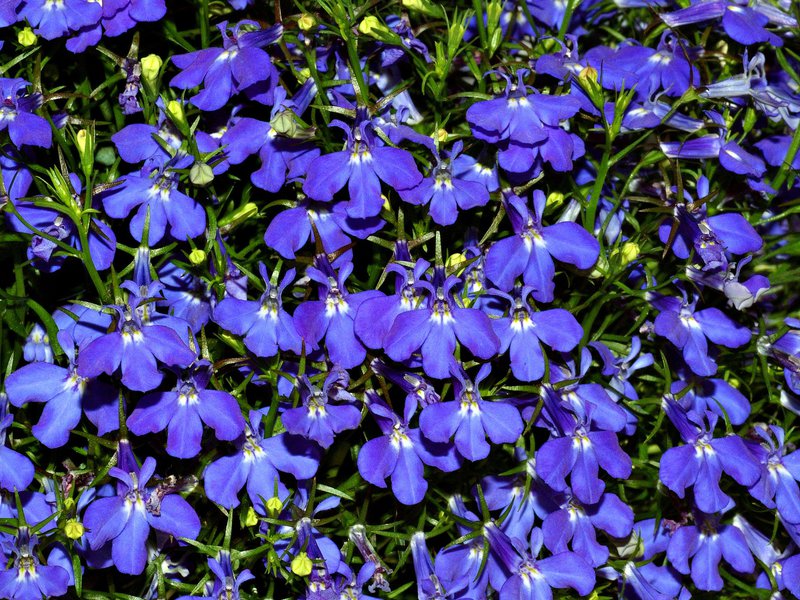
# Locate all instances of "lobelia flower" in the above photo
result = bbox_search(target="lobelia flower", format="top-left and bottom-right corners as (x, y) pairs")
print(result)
(0, 79), (52, 149)
(466, 69), (585, 175)
(433, 496), (490, 598)
(203, 410), (320, 512)
(491, 286), (583, 382)
(661, 0), (795, 46)
(354, 256), (430, 351)
(170, 20), (283, 111)
(263, 198), (384, 260)
(0, 396), (34, 493)
(370, 358), (440, 417)
(399, 141), (490, 226)
(100, 154), (206, 245)
(419, 362), (523, 462)
(281, 369), (362, 449)
(156, 260), (212, 333)
(618, 562), (690, 600)
(77, 281), (197, 392)
(111, 98), (183, 169)
(17, 0), (101, 40)
(648, 289), (751, 376)
(302, 119), (423, 219)
(485, 190), (599, 301)
(733, 514), (800, 597)
(221, 80), (320, 192)
(294, 255), (381, 369)
(590, 336), (653, 407)
(666, 504), (755, 591)
(659, 397), (760, 513)
(0, 527), (69, 600)
(7, 173), (116, 273)
(669, 375), (750, 426)
(357, 391), (461, 506)
(536, 391), (632, 505)
(127, 360), (245, 458)
(21, 324), (52, 363)
(6, 331), (119, 448)
(744, 424), (800, 524)
(82, 456), (201, 575)
(687, 256), (770, 311)
(178, 551), (254, 600)
(213, 264), (302, 357)
(484, 523), (596, 600)
(409, 532), (447, 599)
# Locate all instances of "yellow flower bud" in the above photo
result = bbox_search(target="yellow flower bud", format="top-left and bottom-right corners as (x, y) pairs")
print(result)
(358, 16), (384, 37)
(189, 162), (214, 186)
(381, 194), (391, 213)
(436, 129), (448, 143)
(18, 27), (37, 47)
(188, 249), (206, 266)
(265, 496), (283, 515)
(546, 191), (564, 209)
(244, 506), (259, 527)
(579, 65), (598, 83)
(141, 54), (163, 86)
(291, 552), (313, 577)
(618, 241), (640, 266)
(446, 252), (466, 274)
(166, 100), (186, 128)
(298, 13), (316, 31)
(65, 520), (85, 540)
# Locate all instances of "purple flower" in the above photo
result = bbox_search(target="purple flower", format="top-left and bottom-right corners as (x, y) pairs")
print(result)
(213, 264), (302, 357)
(302, 120), (423, 219)
(485, 524), (595, 600)
(0, 79), (52, 148)
(649, 290), (751, 376)
(0, 528), (69, 600)
(178, 551), (254, 600)
(170, 21), (282, 111)
(203, 410), (320, 512)
(6, 332), (118, 448)
(18, 0), (101, 40)
(745, 425), (800, 524)
(100, 155), (206, 245)
(399, 141), (490, 226)
(127, 361), (245, 458)
(492, 286), (583, 381)
(383, 269), (500, 379)
(667, 506), (755, 591)
(281, 370), (362, 449)
(485, 190), (599, 301)
(76, 281), (197, 392)
(294, 256), (381, 369)
(419, 363), (523, 461)
(83, 457), (201, 575)
(0, 397), (34, 493)
(659, 397), (759, 513)
(357, 391), (460, 505)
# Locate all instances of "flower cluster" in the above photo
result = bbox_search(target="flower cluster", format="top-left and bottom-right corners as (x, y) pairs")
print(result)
(1, 0), (799, 598)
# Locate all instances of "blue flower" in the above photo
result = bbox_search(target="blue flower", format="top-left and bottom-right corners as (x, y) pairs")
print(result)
(0, 79), (52, 148)
(302, 119), (423, 219)
(419, 363), (523, 462)
(171, 20), (282, 111)
(485, 190), (599, 301)
(0, 396), (34, 493)
(0, 528), (69, 600)
(745, 425), (800, 525)
(83, 456), (201, 575)
(18, 0), (101, 40)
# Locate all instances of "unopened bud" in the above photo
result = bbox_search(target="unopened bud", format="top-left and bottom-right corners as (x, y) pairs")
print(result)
(579, 65), (598, 83)
(291, 552), (313, 577)
(18, 27), (37, 47)
(546, 191), (565, 209)
(298, 13), (316, 31)
(265, 496), (283, 515)
(358, 16), (386, 37)
(446, 252), (466, 274)
(141, 54), (163, 86)
(219, 201), (258, 233)
(188, 249), (206, 266)
(244, 506), (259, 527)
(436, 128), (448, 143)
(65, 520), (85, 540)
(190, 162), (214, 186)
(617, 241), (640, 266)
(166, 100), (187, 128)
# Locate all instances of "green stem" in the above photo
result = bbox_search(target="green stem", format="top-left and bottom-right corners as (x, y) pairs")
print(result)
(770, 122), (800, 193)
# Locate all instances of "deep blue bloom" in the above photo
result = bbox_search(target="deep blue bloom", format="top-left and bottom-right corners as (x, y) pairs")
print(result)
(670, 376), (750, 426)
(178, 551), (254, 600)
(281, 370), (362, 449)
(203, 410), (320, 512)
(419, 363), (523, 462)
(213, 264), (302, 357)
(744, 425), (800, 524)
(649, 290), (751, 376)
(659, 397), (759, 513)
(18, 0), (101, 40)
(6, 331), (118, 448)
(302, 120), (423, 218)
(0, 528), (69, 600)
(127, 361), (245, 458)
(0, 397), (34, 493)
(357, 391), (461, 505)
(0, 79), (52, 148)
(666, 506), (755, 591)
(76, 281), (197, 392)
(485, 190), (599, 301)
(83, 456), (201, 575)
(383, 270), (500, 379)
(171, 21), (282, 110)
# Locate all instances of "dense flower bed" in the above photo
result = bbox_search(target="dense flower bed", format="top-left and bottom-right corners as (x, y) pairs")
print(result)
(1, 0), (799, 598)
